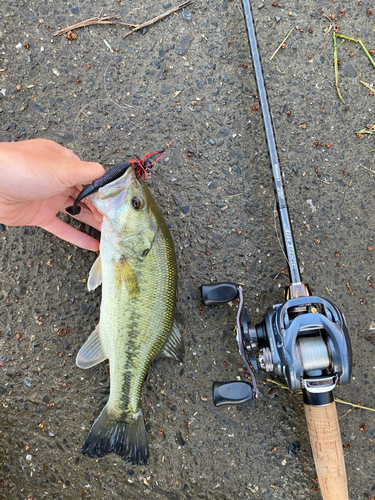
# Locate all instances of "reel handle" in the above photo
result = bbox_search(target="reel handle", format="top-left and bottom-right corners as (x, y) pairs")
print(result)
(201, 282), (239, 305)
(212, 381), (253, 406)
(304, 395), (348, 499)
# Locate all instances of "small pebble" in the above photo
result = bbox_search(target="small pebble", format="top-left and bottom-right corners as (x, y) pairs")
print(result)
(182, 8), (191, 21)
(342, 64), (357, 78)
(288, 441), (300, 457)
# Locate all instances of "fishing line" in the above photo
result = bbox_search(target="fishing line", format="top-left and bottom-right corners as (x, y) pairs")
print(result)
(68, 0), (147, 161)
(51, 0), (197, 177)
(236, 285), (258, 396)
(69, 0), (196, 161)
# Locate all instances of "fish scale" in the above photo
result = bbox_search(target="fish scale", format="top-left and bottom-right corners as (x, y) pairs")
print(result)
(101, 230), (175, 413)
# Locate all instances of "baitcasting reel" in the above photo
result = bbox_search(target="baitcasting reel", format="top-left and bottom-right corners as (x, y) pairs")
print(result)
(201, 281), (352, 407)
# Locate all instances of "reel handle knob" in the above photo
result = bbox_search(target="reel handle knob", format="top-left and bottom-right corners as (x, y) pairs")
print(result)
(201, 282), (239, 305)
(212, 381), (253, 407)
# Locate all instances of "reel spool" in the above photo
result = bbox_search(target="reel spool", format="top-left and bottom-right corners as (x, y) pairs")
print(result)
(298, 336), (331, 374)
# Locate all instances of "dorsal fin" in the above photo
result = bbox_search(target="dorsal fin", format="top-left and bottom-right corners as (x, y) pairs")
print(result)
(162, 321), (184, 362)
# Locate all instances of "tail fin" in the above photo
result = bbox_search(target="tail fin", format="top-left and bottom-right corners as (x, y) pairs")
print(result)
(81, 404), (149, 465)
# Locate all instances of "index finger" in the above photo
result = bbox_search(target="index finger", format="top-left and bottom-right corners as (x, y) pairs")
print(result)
(41, 217), (100, 252)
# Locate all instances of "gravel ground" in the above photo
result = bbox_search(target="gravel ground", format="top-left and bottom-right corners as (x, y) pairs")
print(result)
(1, 0), (375, 499)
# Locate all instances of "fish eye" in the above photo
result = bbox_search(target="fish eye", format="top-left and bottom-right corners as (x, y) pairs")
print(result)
(132, 197), (142, 209)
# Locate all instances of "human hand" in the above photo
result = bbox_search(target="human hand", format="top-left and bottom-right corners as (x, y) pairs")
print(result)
(0, 139), (105, 251)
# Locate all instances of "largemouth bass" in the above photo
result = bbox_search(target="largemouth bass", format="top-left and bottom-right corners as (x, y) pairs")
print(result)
(76, 166), (184, 464)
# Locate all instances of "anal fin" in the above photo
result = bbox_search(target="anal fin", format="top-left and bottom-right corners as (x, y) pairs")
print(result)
(162, 320), (184, 362)
(76, 324), (107, 369)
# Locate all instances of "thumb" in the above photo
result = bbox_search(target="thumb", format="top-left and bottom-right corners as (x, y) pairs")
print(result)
(57, 156), (106, 188)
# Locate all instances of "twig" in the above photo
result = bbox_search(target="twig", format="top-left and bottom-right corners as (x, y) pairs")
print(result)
(266, 379), (375, 413)
(356, 125), (375, 135)
(233, 0), (244, 20)
(333, 32), (345, 103)
(335, 33), (375, 68)
(339, 407), (353, 419)
(360, 80), (374, 91)
(323, 15), (333, 35)
(123, 0), (194, 39)
(269, 27), (295, 61)
(273, 267), (287, 280)
(333, 32), (375, 102)
(54, 14), (134, 36)
(335, 398), (375, 413)
(226, 192), (243, 198)
(266, 379), (294, 390)
(324, 14), (334, 24)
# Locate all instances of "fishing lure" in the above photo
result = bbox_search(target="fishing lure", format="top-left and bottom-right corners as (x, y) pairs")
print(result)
(66, 150), (165, 216)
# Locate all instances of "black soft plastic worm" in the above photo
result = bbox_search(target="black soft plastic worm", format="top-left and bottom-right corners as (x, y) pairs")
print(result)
(66, 151), (165, 216)
(66, 162), (132, 216)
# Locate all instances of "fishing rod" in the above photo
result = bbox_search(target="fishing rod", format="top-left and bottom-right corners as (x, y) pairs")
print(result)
(200, 1), (352, 498)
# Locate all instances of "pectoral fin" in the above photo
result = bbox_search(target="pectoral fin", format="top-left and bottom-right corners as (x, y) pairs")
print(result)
(88, 256), (102, 291)
(162, 321), (184, 362)
(76, 324), (107, 369)
(114, 257), (140, 298)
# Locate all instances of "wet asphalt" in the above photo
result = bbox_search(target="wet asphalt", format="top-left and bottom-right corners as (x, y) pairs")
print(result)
(1, 0), (375, 498)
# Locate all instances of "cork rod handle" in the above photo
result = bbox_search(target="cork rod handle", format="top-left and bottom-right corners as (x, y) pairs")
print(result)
(304, 401), (348, 500)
